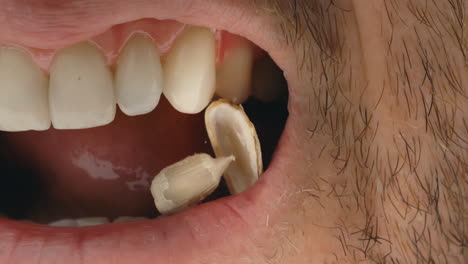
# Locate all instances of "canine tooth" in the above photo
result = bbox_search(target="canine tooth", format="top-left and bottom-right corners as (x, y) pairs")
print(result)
(251, 56), (287, 102)
(151, 154), (234, 215)
(205, 100), (263, 194)
(113, 216), (148, 223)
(49, 219), (78, 227)
(163, 26), (216, 114)
(49, 42), (115, 129)
(216, 40), (253, 104)
(0, 47), (50, 131)
(76, 217), (110, 227)
(115, 34), (163, 116)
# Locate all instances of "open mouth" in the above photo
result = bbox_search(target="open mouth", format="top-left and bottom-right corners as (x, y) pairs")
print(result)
(0, 3), (295, 262)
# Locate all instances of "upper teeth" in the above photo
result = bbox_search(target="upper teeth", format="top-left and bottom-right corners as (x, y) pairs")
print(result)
(115, 33), (163, 116)
(0, 47), (50, 132)
(215, 38), (253, 104)
(49, 42), (116, 129)
(0, 26), (254, 131)
(162, 26), (216, 114)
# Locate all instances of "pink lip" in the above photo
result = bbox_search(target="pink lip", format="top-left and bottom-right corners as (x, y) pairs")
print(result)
(0, 0), (301, 262)
(0, 0), (272, 51)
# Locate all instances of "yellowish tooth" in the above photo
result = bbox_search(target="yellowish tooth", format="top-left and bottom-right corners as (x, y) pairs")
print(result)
(115, 34), (163, 116)
(49, 42), (115, 129)
(216, 40), (253, 104)
(0, 46), (50, 131)
(163, 26), (216, 114)
(205, 100), (263, 194)
(151, 154), (234, 215)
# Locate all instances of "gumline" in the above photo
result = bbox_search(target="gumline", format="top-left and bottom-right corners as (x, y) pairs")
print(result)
(1, 19), (224, 72)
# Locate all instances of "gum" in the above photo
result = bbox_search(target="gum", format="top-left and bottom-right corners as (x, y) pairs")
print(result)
(6, 18), (261, 72)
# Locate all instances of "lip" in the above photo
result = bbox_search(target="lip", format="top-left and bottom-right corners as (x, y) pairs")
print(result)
(0, 0), (282, 53)
(0, 0), (302, 263)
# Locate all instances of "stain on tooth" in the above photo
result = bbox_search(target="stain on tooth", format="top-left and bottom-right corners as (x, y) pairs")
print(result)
(205, 100), (263, 194)
(151, 154), (234, 215)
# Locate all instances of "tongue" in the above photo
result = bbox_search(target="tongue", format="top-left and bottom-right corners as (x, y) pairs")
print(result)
(0, 97), (211, 223)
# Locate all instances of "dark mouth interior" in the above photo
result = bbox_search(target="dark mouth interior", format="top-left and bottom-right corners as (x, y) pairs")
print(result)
(0, 51), (288, 224)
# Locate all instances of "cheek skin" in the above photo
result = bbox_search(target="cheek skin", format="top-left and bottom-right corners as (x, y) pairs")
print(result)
(273, 0), (467, 262)
(232, 9), (367, 262)
(253, 0), (434, 262)
(259, 2), (368, 263)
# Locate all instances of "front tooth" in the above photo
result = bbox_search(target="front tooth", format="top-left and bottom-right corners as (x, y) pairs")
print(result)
(151, 154), (235, 215)
(76, 217), (109, 227)
(115, 34), (163, 116)
(113, 216), (148, 223)
(216, 40), (253, 104)
(49, 219), (78, 227)
(49, 42), (115, 129)
(163, 26), (216, 114)
(205, 100), (263, 194)
(0, 47), (50, 131)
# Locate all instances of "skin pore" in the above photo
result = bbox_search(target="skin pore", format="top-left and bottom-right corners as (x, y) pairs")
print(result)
(0, 0), (466, 263)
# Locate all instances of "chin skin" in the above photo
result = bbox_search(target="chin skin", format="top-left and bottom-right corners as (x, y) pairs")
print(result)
(0, 0), (466, 263)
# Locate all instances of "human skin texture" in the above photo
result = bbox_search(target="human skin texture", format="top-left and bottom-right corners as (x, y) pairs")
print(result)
(0, 0), (466, 263)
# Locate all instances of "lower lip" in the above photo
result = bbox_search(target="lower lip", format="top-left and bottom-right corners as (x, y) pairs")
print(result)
(0, 118), (294, 263)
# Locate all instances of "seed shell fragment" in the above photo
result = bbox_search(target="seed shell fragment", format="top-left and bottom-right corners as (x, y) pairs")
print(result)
(205, 99), (263, 194)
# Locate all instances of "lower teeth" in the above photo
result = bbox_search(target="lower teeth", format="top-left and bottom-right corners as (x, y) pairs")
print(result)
(48, 216), (149, 227)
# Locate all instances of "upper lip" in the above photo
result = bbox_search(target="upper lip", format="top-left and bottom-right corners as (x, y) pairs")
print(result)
(0, 0), (269, 51)
(0, 0), (296, 263)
